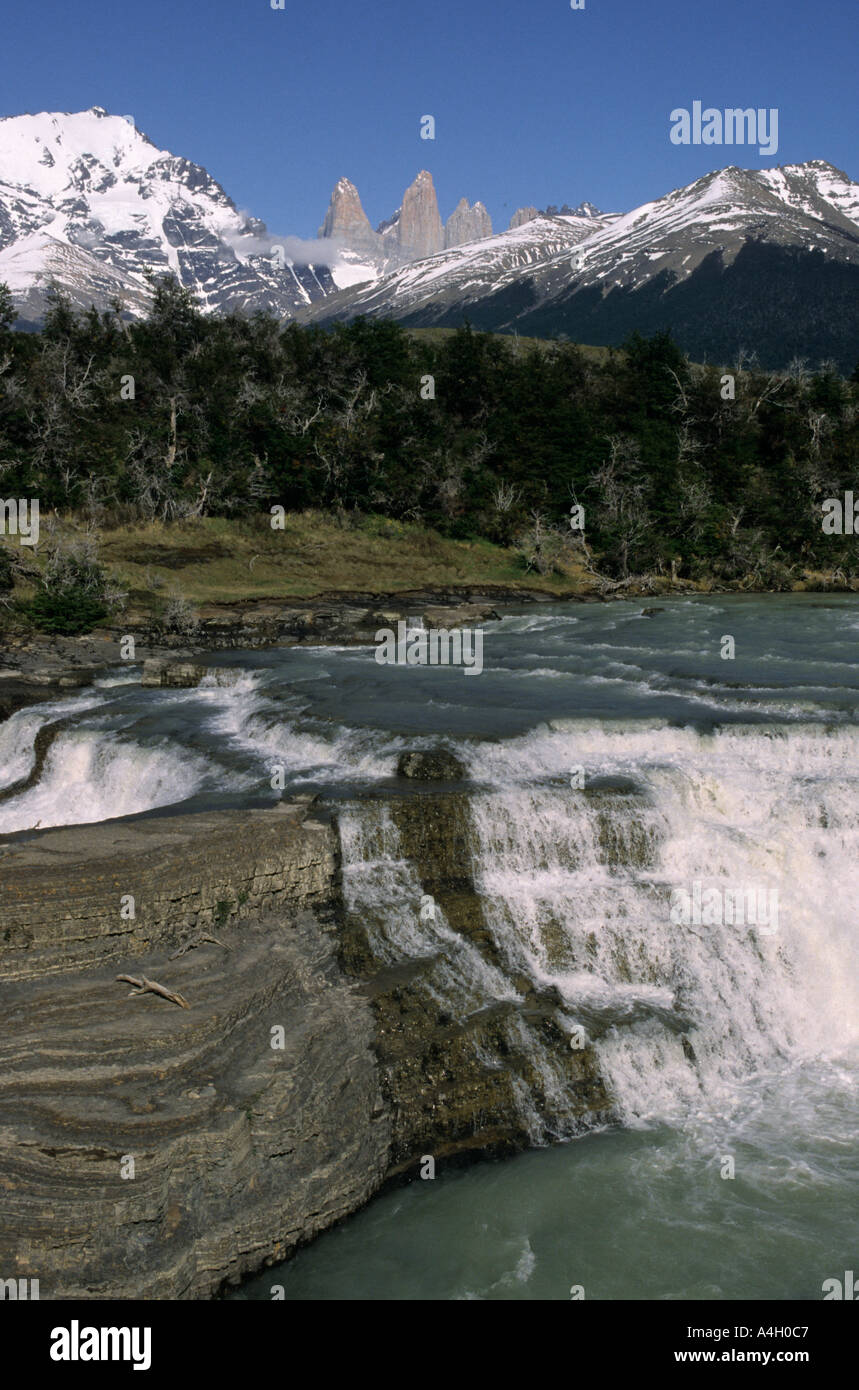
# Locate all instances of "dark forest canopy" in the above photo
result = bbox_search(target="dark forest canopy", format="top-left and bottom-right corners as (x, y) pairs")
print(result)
(2, 275), (859, 586)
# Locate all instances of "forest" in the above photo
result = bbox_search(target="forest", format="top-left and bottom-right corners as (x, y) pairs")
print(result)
(2, 273), (859, 603)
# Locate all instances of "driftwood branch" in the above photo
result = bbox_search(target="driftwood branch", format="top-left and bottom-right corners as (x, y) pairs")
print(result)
(116, 974), (190, 1009)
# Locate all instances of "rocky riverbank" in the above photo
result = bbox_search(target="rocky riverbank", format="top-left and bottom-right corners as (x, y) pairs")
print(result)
(0, 585), (683, 1297)
(0, 588), (526, 719)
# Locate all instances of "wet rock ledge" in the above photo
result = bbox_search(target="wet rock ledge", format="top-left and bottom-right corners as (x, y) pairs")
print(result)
(0, 794), (608, 1299)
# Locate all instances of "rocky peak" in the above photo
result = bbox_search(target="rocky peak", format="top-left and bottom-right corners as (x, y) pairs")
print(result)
(376, 209), (401, 236)
(319, 177), (374, 241)
(444, 198), (493, 249)
(509, 206), (539, 230)
(398, 169), (444, 259)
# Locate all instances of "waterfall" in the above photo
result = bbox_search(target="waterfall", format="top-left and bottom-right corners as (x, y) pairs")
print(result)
(338, 800), (599, 1141)
(0, 729), (214, 831)
(338, 719), (859, 1139)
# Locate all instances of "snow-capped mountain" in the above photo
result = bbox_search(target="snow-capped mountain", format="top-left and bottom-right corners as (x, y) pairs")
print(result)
(0, 109), (500, 322)
(2, 112), (857, 368)
(303, 161), (859, 370)
(0, 107), (339, 323)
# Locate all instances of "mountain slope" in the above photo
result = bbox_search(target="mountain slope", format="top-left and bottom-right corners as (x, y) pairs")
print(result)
(3, 114), (857, 369)
(299, 209), (615, 324)
(303, 161), (859, 370)
(0, 107), (337, 323)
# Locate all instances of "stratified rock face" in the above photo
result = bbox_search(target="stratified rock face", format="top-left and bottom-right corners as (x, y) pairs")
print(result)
(398, 170), (444, 259)
(0, 787), (611, 1298)
(509, 205), (539, 229)
(444, 198), (493, 248)
(0, 903), (391, 1300)
(319, 176), (376, 244)
(0, 804), (339, 980)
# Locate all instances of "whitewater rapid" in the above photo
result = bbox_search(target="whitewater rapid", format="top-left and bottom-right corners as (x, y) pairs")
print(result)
(2, 597), (858, 1139)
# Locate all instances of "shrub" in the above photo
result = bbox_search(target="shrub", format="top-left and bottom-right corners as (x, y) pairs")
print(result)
(26, 590), (108, 634)
(513, 513), (580, 576)
(24, 541), (114, 634)
(162, 594), (199, 635)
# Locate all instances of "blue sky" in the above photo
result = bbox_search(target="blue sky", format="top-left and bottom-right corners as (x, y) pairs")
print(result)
(4, 0), (857, 236)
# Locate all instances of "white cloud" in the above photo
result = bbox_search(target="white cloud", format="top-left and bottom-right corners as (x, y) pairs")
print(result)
(225, 219), (345, 267)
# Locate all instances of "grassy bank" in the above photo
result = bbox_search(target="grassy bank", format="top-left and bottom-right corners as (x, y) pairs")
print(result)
(99, 511), (596, 605)
(1, 511), (597, 633)
(4, 510), (855, 641)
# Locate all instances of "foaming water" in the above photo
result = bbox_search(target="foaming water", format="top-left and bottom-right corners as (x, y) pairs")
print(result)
(462, 719), (859, 1119)
(339, 803), (516, 1007)
(5, 596), (859, 1298)
(0, 691), (113, 793)
(0, 729), (214, 831)
(0, 707), (52, 790)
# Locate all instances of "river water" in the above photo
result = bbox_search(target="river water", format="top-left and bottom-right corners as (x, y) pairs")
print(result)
(3, 595), (858, 1300)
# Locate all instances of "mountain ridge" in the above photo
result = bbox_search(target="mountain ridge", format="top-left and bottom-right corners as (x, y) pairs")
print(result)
(301, 158), (859, 370)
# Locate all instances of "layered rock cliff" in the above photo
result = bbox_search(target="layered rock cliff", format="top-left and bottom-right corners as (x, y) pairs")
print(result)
(0, 772), (609, 1298)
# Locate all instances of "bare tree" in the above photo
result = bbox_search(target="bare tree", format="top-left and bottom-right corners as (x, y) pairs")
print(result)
(492, 479), (520, 513)
(588, 435), (653, 578)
